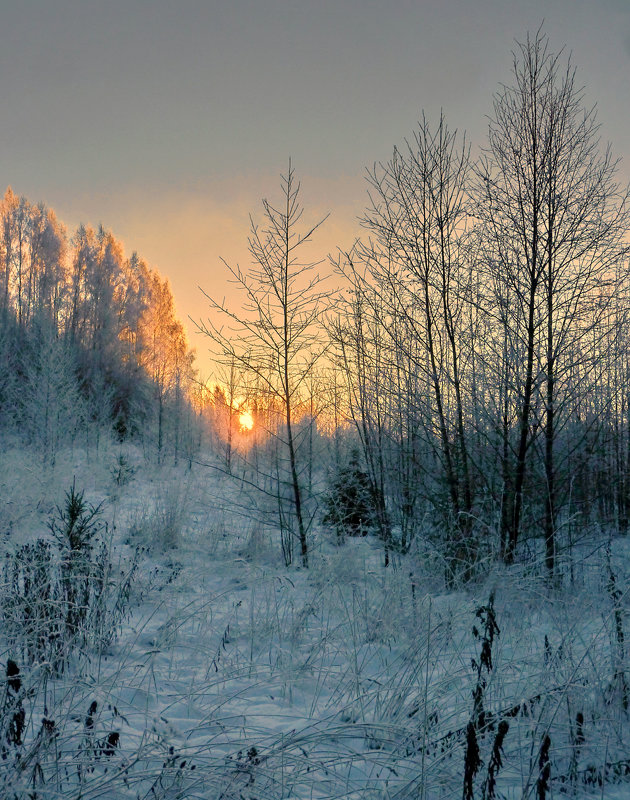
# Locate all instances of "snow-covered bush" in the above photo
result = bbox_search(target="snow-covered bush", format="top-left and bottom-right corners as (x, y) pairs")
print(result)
(0, 484), (139, 674)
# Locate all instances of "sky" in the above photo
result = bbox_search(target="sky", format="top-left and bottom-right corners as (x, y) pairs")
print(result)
(1, 0), (629, 376)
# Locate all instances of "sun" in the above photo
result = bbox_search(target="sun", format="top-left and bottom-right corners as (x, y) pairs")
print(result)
(238, 410), (254, 432)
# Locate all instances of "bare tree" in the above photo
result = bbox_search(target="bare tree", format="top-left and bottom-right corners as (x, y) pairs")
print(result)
(338, 113), (475, 576)
(198, 163), (330, 567)
(475, 28), (630, 571)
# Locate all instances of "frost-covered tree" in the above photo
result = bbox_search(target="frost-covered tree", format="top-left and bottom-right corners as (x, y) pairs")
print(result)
(21, 322), (84, 463)
(139, 271), (195, 460)
(199, 163), (330, 567)
(0, 188), (197, 453)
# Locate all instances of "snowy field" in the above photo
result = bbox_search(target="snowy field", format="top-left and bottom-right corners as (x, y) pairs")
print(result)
(0, 440), (629, 799)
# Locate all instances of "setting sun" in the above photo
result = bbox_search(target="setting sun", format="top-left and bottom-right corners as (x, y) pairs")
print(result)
(239, 410), (254, 431)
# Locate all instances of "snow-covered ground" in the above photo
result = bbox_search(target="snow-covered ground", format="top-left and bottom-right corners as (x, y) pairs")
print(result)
(0, 441), (628, 799)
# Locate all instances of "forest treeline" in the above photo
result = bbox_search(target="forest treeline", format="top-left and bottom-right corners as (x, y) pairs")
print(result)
(204, 32), (630, 581)
(0, 186), (196, 462)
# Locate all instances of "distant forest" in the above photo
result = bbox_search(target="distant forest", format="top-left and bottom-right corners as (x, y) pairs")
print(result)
(0, 186), (196, 462)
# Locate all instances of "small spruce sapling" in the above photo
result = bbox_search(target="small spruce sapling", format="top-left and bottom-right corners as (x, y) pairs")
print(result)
(48, 480), (104, 553)
(111, 453), (136, 487)
(48, 481), (104, 638)
(322, 450), (375, 542)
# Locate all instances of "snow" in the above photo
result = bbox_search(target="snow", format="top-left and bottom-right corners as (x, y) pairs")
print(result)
(0, 440), (628, 799)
